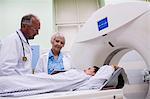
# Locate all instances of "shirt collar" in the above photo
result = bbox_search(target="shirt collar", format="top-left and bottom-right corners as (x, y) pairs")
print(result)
(49, 50), (63, 61)
(16, 29), (29, 44)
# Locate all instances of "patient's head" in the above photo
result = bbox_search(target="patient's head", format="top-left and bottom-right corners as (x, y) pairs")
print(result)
(84, 66), (99, 76)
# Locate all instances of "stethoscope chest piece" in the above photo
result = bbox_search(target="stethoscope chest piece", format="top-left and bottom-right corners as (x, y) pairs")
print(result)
(16, 31), (28, 62)
(22, 56), (27, 61)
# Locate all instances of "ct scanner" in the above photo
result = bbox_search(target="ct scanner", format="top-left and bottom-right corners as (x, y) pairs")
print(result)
(2, 1), (150, 99)
(70, 1), (150, 99)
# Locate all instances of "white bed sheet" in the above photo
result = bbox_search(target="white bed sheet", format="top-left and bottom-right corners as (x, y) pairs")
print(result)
(0, 69), (90, 97)
(0, 65), (115, 98)
(6, 89), (123, 99)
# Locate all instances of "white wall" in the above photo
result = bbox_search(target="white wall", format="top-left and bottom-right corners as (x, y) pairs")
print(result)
(0, 0), (53, 49)
(104, 0), (145, 5)
(54, 0), (100, 51)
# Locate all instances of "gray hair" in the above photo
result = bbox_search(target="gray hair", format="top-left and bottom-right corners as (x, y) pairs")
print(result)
(21, 14), (38, 27)
(51, 33), (65, 44)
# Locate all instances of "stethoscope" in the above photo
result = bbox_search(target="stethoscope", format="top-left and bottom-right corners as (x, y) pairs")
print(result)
(16, 31), (28, 62)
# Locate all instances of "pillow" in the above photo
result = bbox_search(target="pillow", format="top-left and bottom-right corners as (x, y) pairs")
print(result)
(103, 67), (128, 89)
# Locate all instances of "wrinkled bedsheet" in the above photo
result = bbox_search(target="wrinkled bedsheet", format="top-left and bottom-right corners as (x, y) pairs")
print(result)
(0, 66), (115, 97)
(0, 69), (90, 97)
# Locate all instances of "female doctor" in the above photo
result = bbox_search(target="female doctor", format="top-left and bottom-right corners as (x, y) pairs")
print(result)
(35, 33), (71, 74)
(0, 14), (40, 76)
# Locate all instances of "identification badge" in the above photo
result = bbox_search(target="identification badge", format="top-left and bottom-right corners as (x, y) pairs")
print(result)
(22, 56), (27, 61)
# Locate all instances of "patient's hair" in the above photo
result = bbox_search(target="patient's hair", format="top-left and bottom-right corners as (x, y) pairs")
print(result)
(93, 66), (99, 73)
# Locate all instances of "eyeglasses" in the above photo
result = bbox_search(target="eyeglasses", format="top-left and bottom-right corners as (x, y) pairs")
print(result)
(30, 26), (39, 33)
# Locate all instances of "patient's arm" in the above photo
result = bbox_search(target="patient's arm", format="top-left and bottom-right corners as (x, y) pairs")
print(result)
(111, 64), (119, 70)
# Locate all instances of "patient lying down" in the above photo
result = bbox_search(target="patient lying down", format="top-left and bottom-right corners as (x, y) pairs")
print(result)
(0, 65), (115, 97)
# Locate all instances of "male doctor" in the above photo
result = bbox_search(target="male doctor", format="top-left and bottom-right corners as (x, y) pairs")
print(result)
(0, 14), (40, 76)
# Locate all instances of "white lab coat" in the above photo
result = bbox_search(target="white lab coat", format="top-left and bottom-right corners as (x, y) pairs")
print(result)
(0, 30), (32, 76)
(35, 50), (71, 73)
(0, 39), (1, 56)
(0, 39), (1, 48)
